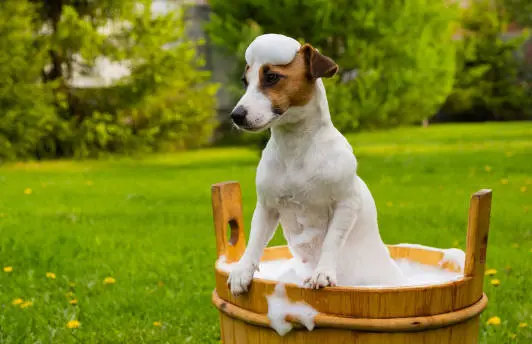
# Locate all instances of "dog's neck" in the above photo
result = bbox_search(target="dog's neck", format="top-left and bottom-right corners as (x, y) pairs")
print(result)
(270, 79), (333, 156)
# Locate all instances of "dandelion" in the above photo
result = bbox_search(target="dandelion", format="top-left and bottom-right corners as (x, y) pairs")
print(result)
(3, 266), (13, 273)
(500, 179), (509, 185)
(484, 165), (492, 172)
(153, 321), (162, 327)
(386, 201), (393, 207)
(24, 188), (32, 195)
(520, 186), (527, 193)
(20, 301), (33, 308)
(66, 320), (80, 329)
(490, 279), (501, 287)
(69, 299), (78, 305)
(12, 298), (23, 306)
(103, 277), (116, 285)
(66, 291), (75, 298)
(486, 316), (501, 326)
(46, 272), (56, 279)
(485, 269), (497, 276)
(518, 322), (528, 328)
(86, 180), (94, 186)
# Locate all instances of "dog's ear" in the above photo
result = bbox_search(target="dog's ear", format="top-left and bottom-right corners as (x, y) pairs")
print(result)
(300, 43), (338, 79)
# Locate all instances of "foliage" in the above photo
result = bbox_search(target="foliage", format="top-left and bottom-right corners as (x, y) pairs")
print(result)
(440, 1), (532, 122)
(0, 0), (218, 161)
(207, 0), (459, 133)
(503, 0), (532, 27)
(0, 1), (57, 162)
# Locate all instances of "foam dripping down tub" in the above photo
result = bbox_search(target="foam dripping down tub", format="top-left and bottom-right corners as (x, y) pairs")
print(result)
(211, 182), (492, 344)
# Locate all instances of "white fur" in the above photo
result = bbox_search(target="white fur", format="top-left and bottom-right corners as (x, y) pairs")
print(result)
(228, 34), (405, 295)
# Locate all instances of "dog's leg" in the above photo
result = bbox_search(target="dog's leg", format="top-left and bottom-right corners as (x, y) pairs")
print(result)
(305, 198), (359, 289)
(228, 202), (279, 295)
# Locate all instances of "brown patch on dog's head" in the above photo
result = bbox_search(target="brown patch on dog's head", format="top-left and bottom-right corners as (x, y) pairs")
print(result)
(257, 44), (338, 114)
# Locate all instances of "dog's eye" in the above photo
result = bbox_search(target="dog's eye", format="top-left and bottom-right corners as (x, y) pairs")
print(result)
(264, 72), (281, 86)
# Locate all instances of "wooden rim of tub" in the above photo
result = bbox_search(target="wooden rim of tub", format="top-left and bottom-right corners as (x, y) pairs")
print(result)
(211, 182), (492, 320)
(212, 290), (488, 332)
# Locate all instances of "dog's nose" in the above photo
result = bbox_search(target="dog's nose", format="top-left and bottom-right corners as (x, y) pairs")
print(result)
(231, 106), (247, 126)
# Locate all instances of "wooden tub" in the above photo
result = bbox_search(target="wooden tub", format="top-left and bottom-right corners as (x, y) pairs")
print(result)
(211, 182), (492, 344)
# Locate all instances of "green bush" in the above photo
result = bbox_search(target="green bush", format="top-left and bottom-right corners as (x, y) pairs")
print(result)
(0, 0), (218, 161)
(439, 1), (532, 122)
(0, 1), (57, 162)
(207, 0), (459, 133)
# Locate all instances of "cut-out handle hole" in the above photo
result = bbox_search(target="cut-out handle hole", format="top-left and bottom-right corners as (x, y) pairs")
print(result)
(227, 219), (239, 246)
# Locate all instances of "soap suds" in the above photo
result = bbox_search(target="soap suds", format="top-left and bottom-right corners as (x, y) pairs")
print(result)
(217, 245), (464, 288)
(266, 283), (318, 336)
(394, 243), (466, 272)
(245, 34), (301, 66)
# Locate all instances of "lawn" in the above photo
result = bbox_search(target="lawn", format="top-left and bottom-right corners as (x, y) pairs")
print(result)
(1, 122), (531, 343)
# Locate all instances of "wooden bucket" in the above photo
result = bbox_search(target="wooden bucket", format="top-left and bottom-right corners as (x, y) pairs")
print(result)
(211, 182), (492, 344)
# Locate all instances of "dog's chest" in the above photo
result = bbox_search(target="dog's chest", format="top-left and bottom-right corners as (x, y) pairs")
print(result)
(257, 159), (332, 209)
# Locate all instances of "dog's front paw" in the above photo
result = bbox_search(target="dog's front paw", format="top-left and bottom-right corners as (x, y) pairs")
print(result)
(304, 268), (337, 289)
(227, 262), (258, 296)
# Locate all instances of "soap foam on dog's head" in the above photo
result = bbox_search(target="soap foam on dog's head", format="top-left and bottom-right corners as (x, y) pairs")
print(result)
(231, 34), (338, 132)
(245, 34), (301, 66)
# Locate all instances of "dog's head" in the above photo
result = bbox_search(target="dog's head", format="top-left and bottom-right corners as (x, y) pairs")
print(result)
(231, 34), (338, 132)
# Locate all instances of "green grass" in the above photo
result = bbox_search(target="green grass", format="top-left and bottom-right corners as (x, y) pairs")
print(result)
(1, 122), (531, 343)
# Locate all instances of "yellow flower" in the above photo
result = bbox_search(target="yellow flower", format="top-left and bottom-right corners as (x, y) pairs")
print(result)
(12, 298), (23, 306)
(46, 272), (56, 279)
(486, 316), (501, 326)
(3, 266), (13, 272)
(66, 320), (80, 329)
(520, 186), (527, 193)
(69, 299), (78, 305)
(69, 282), (76, 287)
(518, 322), (528, 328)
(386, 201), (393, 207)
(20, 301), (33, 308)
(484, 165), (492, 172)
(500, 179), (509, 185)
(66, 291), (75, 298)
(153, 321), (162, 327)
(103, 277), (116, 285)
(509, 333), (517, 339)
(485, 269), (497, 276)
(24, 188), (32, 195)
(490, 279), (501, 287)
(453, 240), (460, 247)
(86, 180), (94, 186)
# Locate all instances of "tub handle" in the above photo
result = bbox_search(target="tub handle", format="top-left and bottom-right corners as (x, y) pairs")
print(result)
(464, 189), (492, 302)
(212, 182), (246, 263)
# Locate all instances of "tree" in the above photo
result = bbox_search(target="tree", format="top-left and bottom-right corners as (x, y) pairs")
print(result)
(207, 0), (459, 133)
(0, 1), (56, 161)
(1, 0), (218, 160)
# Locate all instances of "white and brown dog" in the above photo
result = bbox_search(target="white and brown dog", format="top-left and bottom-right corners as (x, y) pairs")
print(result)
(227, 34), (405, 295)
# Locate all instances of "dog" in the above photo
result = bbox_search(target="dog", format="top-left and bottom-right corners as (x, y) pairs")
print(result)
(227, 34), (406, 296)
